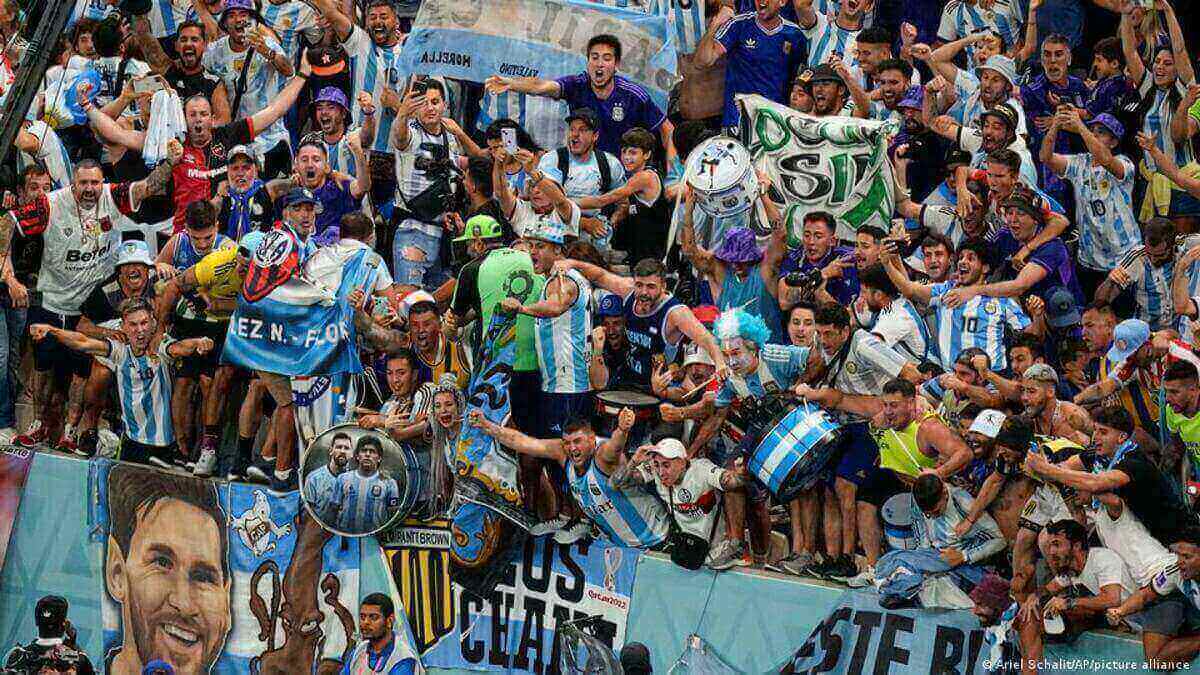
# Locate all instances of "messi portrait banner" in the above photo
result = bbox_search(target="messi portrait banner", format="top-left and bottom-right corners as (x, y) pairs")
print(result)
(88, 460), (360, 674)
(381, 519), (641, 673)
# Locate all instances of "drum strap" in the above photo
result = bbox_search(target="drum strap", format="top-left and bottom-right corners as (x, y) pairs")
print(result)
(819, 332), (855, 388)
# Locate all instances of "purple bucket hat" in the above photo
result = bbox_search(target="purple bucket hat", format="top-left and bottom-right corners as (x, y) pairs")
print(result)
(714, 227), (763, 264)
(220, 0), (264, 28)
(314, 86), (350, 112)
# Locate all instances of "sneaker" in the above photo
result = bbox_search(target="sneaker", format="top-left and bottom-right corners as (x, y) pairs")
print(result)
(530, 515), (570, 537)
(193, 444), (218, 478)
(772, 552), (816, 576)
(553, 519), (592, 545)
(828, 555), (860, 583)
(269, 471), (298, 495)
(879, 594), (918, 610)
(13, 424), (46, 448)
(146, 454), (174, 470)
(246, 459), (275, 484)
(808, 554), (846, 580)
(707, 540), (748, 571)
(846, 565), (876, 588)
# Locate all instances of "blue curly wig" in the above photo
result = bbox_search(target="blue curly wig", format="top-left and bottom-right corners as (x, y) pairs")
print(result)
(714, 308), (770, 349)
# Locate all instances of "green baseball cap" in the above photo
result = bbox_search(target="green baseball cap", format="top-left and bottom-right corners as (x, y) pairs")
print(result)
(453, 215), (504, 242)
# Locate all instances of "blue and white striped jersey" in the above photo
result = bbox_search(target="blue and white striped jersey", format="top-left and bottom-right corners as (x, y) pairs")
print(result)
(109, 337), (177, 447)
(477, 92), (569, 156)
(1139, 75), (1194, 173)
(823, 330), (909, 398)
(292, 372), (360, 451)
(568, 450), (670, 548)
(335, 470), (401, 533)
(949, 68), (1028, 136)
(260, 0), (318, 60)
(928, 282), (1030, 371)
(1060, 154), (1140, 272)
(1115, 235), (1200, 331)
(937, 0), (1023, 63)
(343, 25), (405, 140)
(801, 12), (860, 68)
(536, 269), (593, 394)
(303, 464), (341, 523)
(144, 0), (191, 39)
(646, 0), (705, 53)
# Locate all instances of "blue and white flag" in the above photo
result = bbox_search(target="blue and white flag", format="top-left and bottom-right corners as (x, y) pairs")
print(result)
(399, 0), (679, 109)
(42, 65), (101, 129)
(222, 241), (379, 377)
(647, 0), (705, 54)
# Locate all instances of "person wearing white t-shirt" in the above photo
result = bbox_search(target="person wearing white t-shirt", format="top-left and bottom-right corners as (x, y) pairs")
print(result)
(536, 108), (626, 251)
(1108, 527), (1200, 667)
(495, 148), (581, 240)
(1034, 519), (1135, 638)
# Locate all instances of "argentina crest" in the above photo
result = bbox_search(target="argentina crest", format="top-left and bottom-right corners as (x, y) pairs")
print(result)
(380, 518), (456, 653)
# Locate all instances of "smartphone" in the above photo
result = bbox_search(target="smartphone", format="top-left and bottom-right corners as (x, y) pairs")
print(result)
(131, 75), (164, 95)
(501, 127), (519, 154)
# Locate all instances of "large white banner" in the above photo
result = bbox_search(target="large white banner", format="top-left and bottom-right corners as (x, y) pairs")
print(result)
(738, 94), (899, 242)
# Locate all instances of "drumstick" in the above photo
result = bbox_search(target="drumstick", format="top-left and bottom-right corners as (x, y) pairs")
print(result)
(681, 374), (717, 400)
(354, 407), (379, 416)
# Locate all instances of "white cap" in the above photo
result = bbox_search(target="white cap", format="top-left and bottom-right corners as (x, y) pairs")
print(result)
(647, 438), (687, 460)
(115, 240), (154, 268)
(683, 348), (714, 368)
(968, 409), (1007, 439)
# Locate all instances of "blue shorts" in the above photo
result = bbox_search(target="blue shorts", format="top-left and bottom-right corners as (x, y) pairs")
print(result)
(824, 421), (880, 488)
(392, 223), (446, 288)
(1170, 188), (1200, 217)
(508, 370), (542, 436)
(541, 391), (594, 437)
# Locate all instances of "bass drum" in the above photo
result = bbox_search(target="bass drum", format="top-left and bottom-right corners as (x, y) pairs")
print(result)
(746, 400), (841, 502)
(684, 137), (759, 219)
(881, 493), (917, 551)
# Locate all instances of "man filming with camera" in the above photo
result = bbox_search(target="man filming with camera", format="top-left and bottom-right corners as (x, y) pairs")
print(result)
(388, 78), (485, 291)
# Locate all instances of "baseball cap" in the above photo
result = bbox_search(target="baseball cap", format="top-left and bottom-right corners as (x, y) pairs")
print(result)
(967, 409), (1006, 439)
(897, 85), (924, 110)
(945, 148), (972, 168)
(565, 107), (600, 131)
(597, 293), (623, 318)
(1045, 287), (1081, 329)
(227, 144), (257, 166)
(314, 85), (350, 112)
(143, 660), (176, 675)
(308, 44), (349, 77)
(238, 230), (268, 257)
(1023, 363), (1059, 384)
(282, 187), (324, 212)
(978, 54), (1017, 86)
(115, 240), (154, 268)
(683, 348), (714, 368)
(648, 438), (687, 460)
(524, 218), (564, 245)
(620, 642), (652, 675)
(1106, 318), (1151, 366)
(452, 214), (503, 242)
(980, 102), (1019, 132)
(806, 64), (845, 88)
(1088, 113), (1125, 140)
(34, 595), (68, 635)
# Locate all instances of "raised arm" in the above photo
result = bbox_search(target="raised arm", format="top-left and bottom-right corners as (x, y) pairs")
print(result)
(669, 307), (729, 376)
(166, 336), (215, 359)
(921, 418), (972, 479)
(504, 272), (578, 319)
(1161, 0), (1195, 84)
(249, 74), (306, 134)
(695, 5), (735, 68)
(1174, 245), (1200, 319)
(1137, 133), (1200, 197)
(130, 140), (183, 205)
(483, 75), (562, 100)
(1119, 8), (1146, 84)
(793, 385), (884, 419)
(678, 188), (720, 279)
(131, 17), (174, 74)
(469, 410), (565, 461)
(1171, 84), (1200, 144)
(494, 152), (518, 218)
(81, 85), (146, 152)
(28, 324), (110, 358)
(596, 408), (635, 471)
(880, 247), (934, 303)
(247, 31), (293, 77)
(309, 0), (355, 43)
(1039, 117), (1070, 177)
(346, 133), (371, 199)
(553, 259), (635, 296)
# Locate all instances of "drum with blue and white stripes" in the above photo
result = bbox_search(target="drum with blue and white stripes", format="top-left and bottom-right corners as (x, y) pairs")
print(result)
(747, 403), (841, 501)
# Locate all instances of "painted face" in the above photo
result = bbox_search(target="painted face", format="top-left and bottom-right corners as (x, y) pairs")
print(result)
(721, 338), (756, 375)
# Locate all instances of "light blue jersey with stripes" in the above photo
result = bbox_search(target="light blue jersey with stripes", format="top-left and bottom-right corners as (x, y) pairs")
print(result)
(335, 470), (400, 533)
(937, 0), (1023, 63)
(71, 0), (115, 25)
(646, 0), (705, 53)
(109, 338), (177, 447)
(476, 92), (568, 159)
(203, 37), (290, 154)
(949, 69), (1028, 136)
(325, 134), (358, 176)
(928, 282), (1030, 371)
(869, 296), (930, 363)
(1061, 154), (1140, 271)
(801, 12), (860, 68)
(568, 449), (670, 548)
(714, 344), (809, 407)
(1116, 236), (1200, 331)
(260, 0), (318, 60)
(18, 121), (72, 189)
(344, 25), (405, 147)
(536, 269), (593, 393)
(1139, 76), (1194, 173)
(145, 0), (190, 38)
(303, 464), (341, 523)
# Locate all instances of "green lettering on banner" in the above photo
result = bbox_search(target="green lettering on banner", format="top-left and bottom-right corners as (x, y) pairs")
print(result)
(829, 153), (851, 206)
(753, 109), (791, 153)
(840, 174), (891, 232)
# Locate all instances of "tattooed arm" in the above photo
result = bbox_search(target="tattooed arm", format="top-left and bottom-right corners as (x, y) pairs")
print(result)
(130, 140), (183, 205)
(352, 305), (407, 352)
(612, 446), (654, 489)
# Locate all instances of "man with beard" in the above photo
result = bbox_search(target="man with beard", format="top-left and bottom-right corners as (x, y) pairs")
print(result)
(101, 464), (231, 675)
(202, 0), (295, 178)
(801, 62), (870, 119)
(486, 35), (675, 161)
(1164, 362), (1200, 491)
(795, 0), (874, 68)
(892, 87), (952, 208)
(1099, 218), (1200, 333)
(343, 594), (418, 675)
(798, 378), (974, 587)
(882, 238), (1031, 372)
(311, 0), (404, 141)
(554, 257), (728, 390)
(211, 145), (273, 239)
(1020, 364), (1093, 447)
(473, 405), (671, 548)
(853, 27), (900, 94)
(287, 136), (370, 245)
(589, 294), (638, 391)
(679, 220), (787, 345)
(333, 435), (401, 534)
(915, 41), (1027, 136)
(73, 240), (159, 458)
(696, 0), (805, 129)
(6, 152), (179, 451)
(31, 299), (216, 466)
(1041, 111), (1141, 300)
(496, 148), (580, 240)
(866, 58), (914, 122)
(304, 431), (353, 524)
(856, 264), (929, 362)
(131, 19), (230, 125)
(931, 103), (1036, 184)
(81, 74), (305, 232)
(778, 211), (860, 310)
(312, 87), (375, 176)
(405, 301), (470, 392)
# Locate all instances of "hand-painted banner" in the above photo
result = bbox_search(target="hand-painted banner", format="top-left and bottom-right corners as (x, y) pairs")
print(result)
(90, 460), (360, 674)
(0, 445), (34, 572)
(382, 519), (641, 673)
(399, 0), (678, 109)
(738, 94), (898, 241)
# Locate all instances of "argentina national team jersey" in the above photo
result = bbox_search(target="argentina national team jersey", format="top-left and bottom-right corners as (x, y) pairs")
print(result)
(303, 464), (341, 523)
(259, 0), (318, 59)
(824, 330), (909, 399)
(109, 338), (178, 447)
(928, 282), (1030, 371)
(145, 0), (191, 39)
(476, 93), (568, 157)
(335, 470), (400, 533)
(568, 448), (670, 548)
(1061, 154), (1140, 271)
(937, 0), (1023, 61)
(714, 343), (809, 408)
(202, 37), (290, 152)
(292, 372), (359, 450)
(536, 269), (593, 394)
(344, 26), (405, 146)
(1116, 235), (1200, 331)
(801, 12), (860, 68)
(715, 14), (805, 125)
(1140, 76), (1194, 172)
